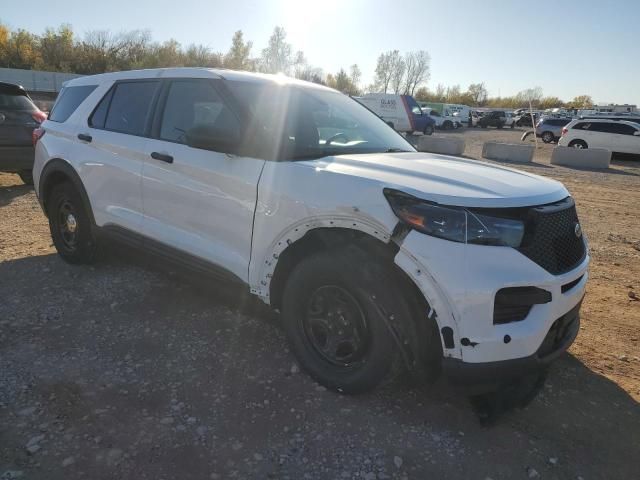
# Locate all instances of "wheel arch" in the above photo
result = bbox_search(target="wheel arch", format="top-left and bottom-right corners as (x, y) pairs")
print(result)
(266, 225), (448, 376)
(39, 158), (95, 224)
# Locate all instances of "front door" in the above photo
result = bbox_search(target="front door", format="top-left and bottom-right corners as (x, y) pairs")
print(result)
(142, 78), (265, 282)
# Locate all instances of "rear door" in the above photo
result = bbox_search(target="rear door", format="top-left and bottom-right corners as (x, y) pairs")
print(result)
(609, 123), (640, 154)
(142, 78), (266, 282)
(83, 80), (160, 233)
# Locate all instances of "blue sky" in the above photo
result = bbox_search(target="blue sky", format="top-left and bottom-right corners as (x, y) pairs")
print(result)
(2, 0), (639, 104)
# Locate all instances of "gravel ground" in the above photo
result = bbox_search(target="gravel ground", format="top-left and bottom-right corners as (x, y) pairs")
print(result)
(1, 127), (639, 479)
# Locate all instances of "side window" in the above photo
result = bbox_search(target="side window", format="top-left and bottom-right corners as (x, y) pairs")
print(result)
(611, 123), (636, 135)
(159, 80), (240, 144)
(49, 85), (97, 123)
(89, 87), (114, 129)
(104, 81), (159, 136)
(590, 122), (613, 133)
(573, 122), (590, 130)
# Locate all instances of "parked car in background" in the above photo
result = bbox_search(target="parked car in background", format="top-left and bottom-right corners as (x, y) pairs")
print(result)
(0, 82), (47, 184)
(421, 107), (458, 130)
(355, 93), (435, 135)
(536, 118), (572, 143)
(515, 112), (539, 127)
(503, 111), (515, 128)
(559, 119), (640, 154)
(478, 110), (506, 129)
(34, 67), (589, 397)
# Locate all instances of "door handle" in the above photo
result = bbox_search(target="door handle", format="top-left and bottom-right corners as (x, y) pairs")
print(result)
(77, 133), (92, 142)
(150, 151), (174, 163)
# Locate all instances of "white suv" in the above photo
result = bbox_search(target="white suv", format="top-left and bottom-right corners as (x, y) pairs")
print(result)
(558, 118), (640, 154)
(33, 68), (589, 395)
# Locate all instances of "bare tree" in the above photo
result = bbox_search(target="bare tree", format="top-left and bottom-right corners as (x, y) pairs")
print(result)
(466, 83), (488, 106)
(403, 50), (430, 95)
(390, 51), (405, 94)
(373, 51), (393, 93)
(349, 64), (361, 91)
(260, 26), (292, 74)
(516, 87), (543, 107)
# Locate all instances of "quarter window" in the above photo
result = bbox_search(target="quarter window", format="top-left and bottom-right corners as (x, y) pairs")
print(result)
(49, 85), (97, 123)
(159, 80), (240, 144)
(103, 81), (159, 136)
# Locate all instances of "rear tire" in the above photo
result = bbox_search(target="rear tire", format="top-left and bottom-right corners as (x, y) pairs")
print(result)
(281, 247), (411, 394)
(17, 170), (33, 185)
(568, 139), (588, 149)
(47, 182), (99, 264)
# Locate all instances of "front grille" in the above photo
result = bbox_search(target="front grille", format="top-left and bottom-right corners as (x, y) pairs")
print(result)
(518, 197), (586, 275)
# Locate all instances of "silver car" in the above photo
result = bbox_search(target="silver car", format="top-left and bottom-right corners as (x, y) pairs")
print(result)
(536, 117), (572, 143)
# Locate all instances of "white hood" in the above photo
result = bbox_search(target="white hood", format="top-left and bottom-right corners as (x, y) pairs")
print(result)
(306, 152), (568, 208)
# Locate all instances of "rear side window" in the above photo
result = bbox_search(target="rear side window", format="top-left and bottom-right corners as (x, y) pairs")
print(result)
(159, 80), (239, 144)
(0, 91), (36, 111)
(102, 81), (159, 136)
(49, 85), (97, 122)
(89, 88), (114, 129)
(573, 122), (590, 130)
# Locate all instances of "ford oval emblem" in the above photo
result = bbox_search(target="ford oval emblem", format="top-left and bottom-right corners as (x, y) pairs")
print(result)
(574, 223), (582, 238)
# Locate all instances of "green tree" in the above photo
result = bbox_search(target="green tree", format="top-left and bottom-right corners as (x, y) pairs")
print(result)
(224, 30), (253, 71)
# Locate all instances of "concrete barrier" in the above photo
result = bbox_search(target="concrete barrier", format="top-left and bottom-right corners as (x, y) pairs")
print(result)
(550, 146), (611, 169)
(416, 136), (465, 156)
(482, 142), (535, 163)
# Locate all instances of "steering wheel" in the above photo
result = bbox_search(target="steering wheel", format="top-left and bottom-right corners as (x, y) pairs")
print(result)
(324, 132), (350, 146)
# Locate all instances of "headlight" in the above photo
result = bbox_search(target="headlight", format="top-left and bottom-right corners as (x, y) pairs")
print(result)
(384, 189), (525, 247)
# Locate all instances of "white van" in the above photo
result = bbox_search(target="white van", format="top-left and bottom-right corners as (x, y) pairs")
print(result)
(354, 93), (435, 135)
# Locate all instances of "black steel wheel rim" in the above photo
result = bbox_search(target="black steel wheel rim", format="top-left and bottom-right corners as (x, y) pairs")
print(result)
(302, 285), (370, 367)
(57, 199), (78, 251)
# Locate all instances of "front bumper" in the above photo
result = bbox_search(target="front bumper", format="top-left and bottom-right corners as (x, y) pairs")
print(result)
(394, 229), (589, 366)
(442, 299), (581, 391)
(0, 146), (34, 171)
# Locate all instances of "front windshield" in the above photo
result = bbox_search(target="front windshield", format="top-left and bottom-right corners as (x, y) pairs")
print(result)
(226, 81), (415, 160)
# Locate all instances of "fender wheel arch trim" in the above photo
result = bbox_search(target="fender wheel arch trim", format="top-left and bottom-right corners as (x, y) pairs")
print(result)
(250, 216), (464, 360)
(39, 158), (96, 225)
(251, 215), (392, 302)
(393, 247), (464, 360)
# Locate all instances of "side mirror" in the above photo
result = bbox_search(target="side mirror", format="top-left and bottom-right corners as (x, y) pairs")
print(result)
(185, 125), (241, 154)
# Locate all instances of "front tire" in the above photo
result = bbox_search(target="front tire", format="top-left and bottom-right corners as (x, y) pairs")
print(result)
(568, 139), (588, 149)
(423, 124), (434, 136)
(442, 120), (452, 130)
(281, 247), (405, 394)
(47, 182), (99, 264)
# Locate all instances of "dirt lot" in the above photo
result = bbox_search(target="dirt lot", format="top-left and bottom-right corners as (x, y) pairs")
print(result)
(1, 127), (639, 480)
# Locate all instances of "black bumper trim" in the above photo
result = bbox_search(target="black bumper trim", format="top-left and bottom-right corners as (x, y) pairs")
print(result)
(443, 301), (581, 391)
